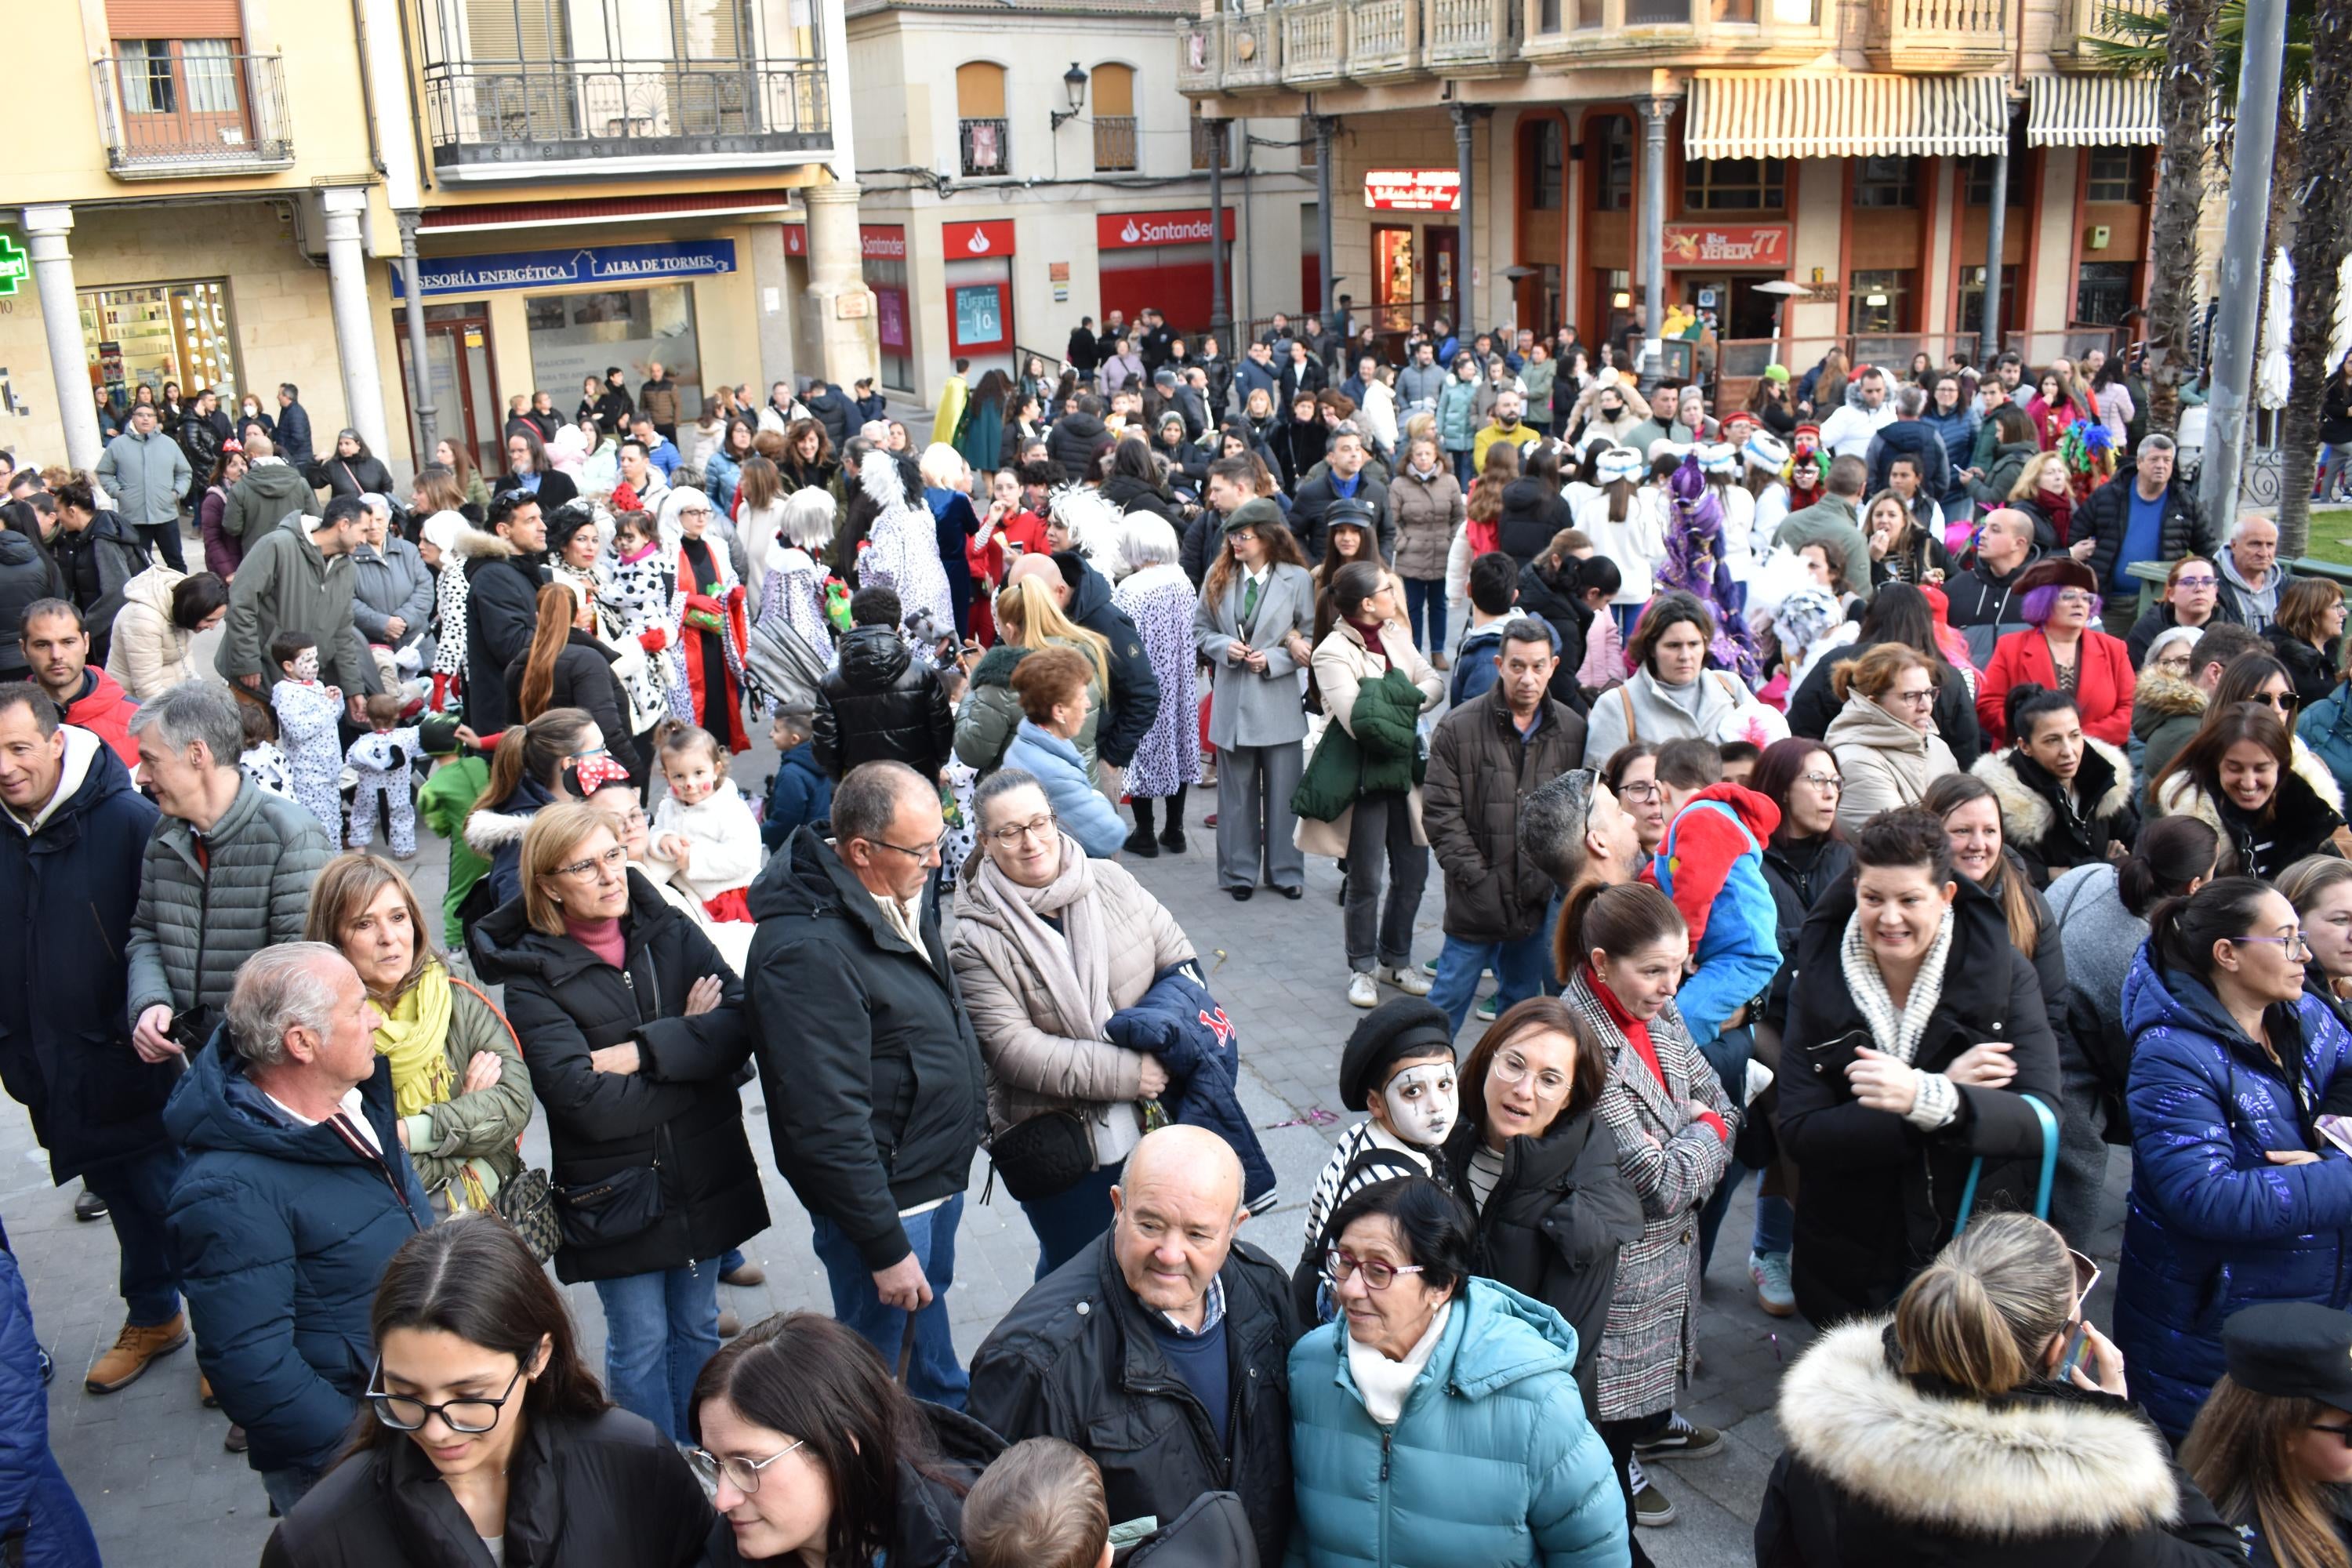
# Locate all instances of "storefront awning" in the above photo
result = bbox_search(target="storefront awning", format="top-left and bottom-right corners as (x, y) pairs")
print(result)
(1684, 73), (2009, 160)
(2026, 74), (2162, 147)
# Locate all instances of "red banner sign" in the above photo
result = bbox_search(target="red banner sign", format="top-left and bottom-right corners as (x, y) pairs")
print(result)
(1363, 169), (1461, 212)
(942, 219), (1016, 259)
(1096, 208), (1237, 249)
(1661, 223), (1791, 268)
(858, 224), (906, 263)
(781, 223), (806, 257)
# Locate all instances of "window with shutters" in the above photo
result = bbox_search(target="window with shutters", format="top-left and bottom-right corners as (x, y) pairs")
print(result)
(958, 61), (1010, 176)
(1091, 63), (1136, 172)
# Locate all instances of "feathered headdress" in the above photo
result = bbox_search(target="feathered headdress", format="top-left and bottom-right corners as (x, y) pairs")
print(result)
(2058, 419), (2118, 505)
(1046, 483), (1123, 570)
(1785, 423), (1829, 492)
(1657, 453), (1759, 684)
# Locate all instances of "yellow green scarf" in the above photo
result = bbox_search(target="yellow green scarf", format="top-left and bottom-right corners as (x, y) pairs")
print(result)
(376, 961), (455, 1118)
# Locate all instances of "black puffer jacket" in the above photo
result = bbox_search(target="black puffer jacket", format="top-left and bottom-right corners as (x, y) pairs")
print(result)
(1496, 477), (1572, 562)
(967, 1231), (1301, 1568)
(1423, 684), (1588, 942)
(2071, 465), (2210, 593)
(469, 871), (767, 1284)
(505, 630), (639, 774)
(1759, 833), (1856, 1032)
(1439, 1105), (1645, 1416)
(1103, 473), (1178, 524)
(263, 1408), (713, 1568)
(815, 624), (957, 780)
(742, 828), (986, 1272)
(1513, 556), (1594, 712)
(1047, 412), (1109, 479)
(1060, 556), (1161, 771)
(305, 452), (396, 503)
(2267, 624), (2339, 711)
(699, 1403), (1002, 1568)
(461, 536), (547, 734)
(0, 528), (61, 679)
(1779, 875), (2063, 1327)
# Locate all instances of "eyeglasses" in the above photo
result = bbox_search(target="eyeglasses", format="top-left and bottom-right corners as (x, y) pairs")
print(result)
(556, 844), (628, 881)
(686, 1437), (807, 1494)
(2052, 590), (2095, 607)
(862, 829), (949, 862)
(2171, 573), (2217, 589)
(2310, 1424), (2352, 1449)
(1889, 688), (1936, 707)
(986, 815), (1058, 847)
(1324, 1247), (1426, 1290)
(1799, 771), (1844, 793)
(1617, 779), (1662, 804)
(2153, 655), (2194, 674)
(2251, 691), (2299, 713)
(2231, 931), (2314, 959)
(366, 1359), (525, 1434)
(1489, 1049), (1573, 1101)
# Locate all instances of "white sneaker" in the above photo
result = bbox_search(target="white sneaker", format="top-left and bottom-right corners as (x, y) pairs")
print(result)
(1346, 972), (1380, 1008)
(1388, 964), (1433, 997)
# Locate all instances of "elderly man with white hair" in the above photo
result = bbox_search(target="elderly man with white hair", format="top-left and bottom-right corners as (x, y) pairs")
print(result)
(2216, 513), (2294, 636)
(164, 941), (429, 1515)
(2070, 430), (2212, 637)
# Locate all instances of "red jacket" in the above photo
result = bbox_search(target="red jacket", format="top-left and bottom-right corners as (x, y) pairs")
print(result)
(65, 667), (140, 768)
(1976, 626), (2133, 746)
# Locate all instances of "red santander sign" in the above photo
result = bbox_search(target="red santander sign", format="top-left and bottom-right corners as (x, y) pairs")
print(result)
(943, 219), (1016, 257)
(1661, 223), (1791, 268)
(1096, 209), (1237, 249)
(858, 225), (906, 262)
(1364, 169), (1461, 212)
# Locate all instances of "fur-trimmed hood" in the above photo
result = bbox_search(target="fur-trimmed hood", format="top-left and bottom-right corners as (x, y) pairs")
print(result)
(1779, 1320), (2183, 1538)
(461, 804), (535, 857)
(2156, 732), (2346, 820)
(452, 524), (517, 562)
(2130, 668), (2205, 738)
(1972, 738), (2133, 848)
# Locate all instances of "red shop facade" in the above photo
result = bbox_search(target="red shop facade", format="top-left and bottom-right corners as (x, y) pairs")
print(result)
(861, 223), (913, 390)
(1096, 207), (1237, 338)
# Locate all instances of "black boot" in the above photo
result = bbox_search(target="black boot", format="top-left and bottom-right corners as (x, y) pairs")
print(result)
(1160, 785), (1187, 853)
(1123, 796), (1160, 858)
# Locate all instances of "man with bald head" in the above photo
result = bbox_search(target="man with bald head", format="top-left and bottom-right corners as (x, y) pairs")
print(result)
(1944, 505), (2046, 668)
(969, 1125), (1300, 1563)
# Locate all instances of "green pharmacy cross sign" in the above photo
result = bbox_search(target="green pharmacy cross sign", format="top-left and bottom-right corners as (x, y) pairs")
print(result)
(0, 234), (25, 298)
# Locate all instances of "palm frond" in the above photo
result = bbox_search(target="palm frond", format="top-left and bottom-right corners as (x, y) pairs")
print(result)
(2086, 0), (2317, 114)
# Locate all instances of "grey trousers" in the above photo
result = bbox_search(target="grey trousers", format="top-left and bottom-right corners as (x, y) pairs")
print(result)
(1216, 741), (1305, 891)
(1345, 793), (1428, 972)
(2048, 1032), (2115, 1247)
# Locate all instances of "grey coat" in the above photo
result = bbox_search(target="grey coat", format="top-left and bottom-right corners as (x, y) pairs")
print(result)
(350, 535), (434, 656)
(1193, 562), (1315, 750)
(93, 428), (191, 527)
(216, 512), (375, 695)
(126, 776), (334, 1020)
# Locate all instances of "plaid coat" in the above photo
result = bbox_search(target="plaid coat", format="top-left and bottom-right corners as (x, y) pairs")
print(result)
(1565, 970), (1739, 1420)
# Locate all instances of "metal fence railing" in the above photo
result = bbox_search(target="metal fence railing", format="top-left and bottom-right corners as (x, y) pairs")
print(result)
(93, 50), (294, 175)
(419, 59), (829, 167)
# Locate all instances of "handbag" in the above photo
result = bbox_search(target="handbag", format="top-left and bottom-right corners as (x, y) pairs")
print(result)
(985, 1109), (1094, 1203)
(551, 1160), (667, 1250)
(492, 1167), (560, 1264)
(1951, 1093), (2060, 1239)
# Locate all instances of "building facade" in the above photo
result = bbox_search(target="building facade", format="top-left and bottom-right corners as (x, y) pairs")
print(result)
(847, 0), (1318, 397)
(4, 0), (867, 481)
(1177, 0), (2172, 392)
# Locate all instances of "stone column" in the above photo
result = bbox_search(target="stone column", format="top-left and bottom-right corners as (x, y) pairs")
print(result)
(320, 187), (390, 458)
(396, 210), (437, 467)
(20, 205), (103, 477)
(749, 222), (797, 395)
(1452, 104), (1475, 339)
(1316, 116), (1337, 319)
(1639, 96), (1672, 392)
(1209, 118), (1229, 339)
(802, 180), (877, 391)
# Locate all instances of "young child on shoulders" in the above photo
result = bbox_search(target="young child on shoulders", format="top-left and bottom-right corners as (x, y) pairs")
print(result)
(649, 720), (761, 922)
(267, 630), (343, 837)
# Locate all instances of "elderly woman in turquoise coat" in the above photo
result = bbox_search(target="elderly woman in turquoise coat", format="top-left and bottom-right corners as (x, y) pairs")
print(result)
(1287, 1176), (1628, 1568)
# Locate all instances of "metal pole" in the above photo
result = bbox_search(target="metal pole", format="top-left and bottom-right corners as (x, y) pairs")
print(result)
(397, 210), (439, 470)
(1639, 96), (1671, 392)
(2202, 0), (2289, 535)
(1452, 103), (1475, 343)
(1981, 115), (2010, 365)
(1316, 115), (1336, 321)
(1209, 118), (1230, 342)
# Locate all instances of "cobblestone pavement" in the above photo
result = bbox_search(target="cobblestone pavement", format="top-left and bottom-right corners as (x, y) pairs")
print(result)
(2, 728), (2130, 1566)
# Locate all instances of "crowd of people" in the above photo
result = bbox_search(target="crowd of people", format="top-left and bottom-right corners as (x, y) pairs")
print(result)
(5, 314), (2352, 1568)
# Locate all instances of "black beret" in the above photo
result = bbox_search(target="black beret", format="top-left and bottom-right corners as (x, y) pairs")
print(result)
(1339, 998), (1455, 1112)
(2223, 1301), (2352, 1410)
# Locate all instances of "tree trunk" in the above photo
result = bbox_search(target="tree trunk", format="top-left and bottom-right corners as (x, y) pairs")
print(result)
(2145, 0), (2222, 437)
(2278, 0), (2352, 555)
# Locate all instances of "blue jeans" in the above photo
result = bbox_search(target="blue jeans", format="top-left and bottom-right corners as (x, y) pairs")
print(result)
(593, 1259), (720, 1442)
(811, 1194), (968, 1410)
(80, 1141), (184, 1326)
(1428, 931), (1554, 1038)
(1450, 448), (1475, 487)
(1693, 1025), (1753, 1274)
(1020, 1161), (1123, 1281)
(261, 1465), (320, 1517)
(1751, 1183), (1794, 1254)
(1400, 577), (1447, 655)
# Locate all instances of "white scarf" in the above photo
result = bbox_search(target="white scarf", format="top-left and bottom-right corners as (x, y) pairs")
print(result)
(1839, 907), (1961, 1128)
(1348, 1298), (1454, 1427)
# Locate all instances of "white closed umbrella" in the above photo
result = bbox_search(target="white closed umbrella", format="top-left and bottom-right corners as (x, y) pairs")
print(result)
(2258, 247), (2294, 412)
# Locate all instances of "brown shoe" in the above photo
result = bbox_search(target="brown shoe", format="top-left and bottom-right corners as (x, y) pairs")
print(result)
(720, 1260), (765, 1287)
(86, 1313), (190, 1393)
(716, 1309), (742, 1338)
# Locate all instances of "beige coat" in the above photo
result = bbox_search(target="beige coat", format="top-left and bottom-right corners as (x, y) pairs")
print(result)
(949, 841), (1196, 1167)
(1298, 615), (1443, 858)
(1825, 689), (1958, 836)
(105, 564), (202, 699)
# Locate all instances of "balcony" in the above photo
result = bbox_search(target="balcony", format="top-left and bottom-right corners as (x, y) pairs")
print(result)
(1864, 0), (2009, 72)
(1348, 0), (1422, 77)
(1522, 0), (1836, 66)
(1093, 114), (1138, 172)
(419, 60), (829, 181)
(1221, 11), (1284, 93)
(2049, 0), (2163, 64)
(1424, 0), (1523, 74)
(1279, 0), (1347, 86)
(960, 116), (1011, 177)
(1177, 16), (1224, 94)
(93, 50), (294, 180)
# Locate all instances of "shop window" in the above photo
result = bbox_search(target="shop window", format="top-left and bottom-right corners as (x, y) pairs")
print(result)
(1853, 157), (1918, 209)
(1091, 63), (1136, 173)
(1189, 105), (1230, 172)
(1684, 156), (1784, 212)
(79, 279), (240, 408)
(1527, 118), (1564, 211)
(2076, 262), (2137, 326)
(1591, 115), (1632, 211)
(1849, 269), (1914, 334)
(2085, 147), (2144, 203)
(524, 285), (702, 429)
(956, 61), (1008, 177)
(1963, 122), (2029, 205)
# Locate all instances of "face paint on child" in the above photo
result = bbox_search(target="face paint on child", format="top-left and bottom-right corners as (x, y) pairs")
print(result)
(1381, 1061), (1458, 1148)
(290, 648), (321, 682)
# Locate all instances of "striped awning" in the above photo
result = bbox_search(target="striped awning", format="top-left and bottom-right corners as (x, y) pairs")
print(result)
(2026, 74), (2162, 147)
(1684, 73), (2009, 160)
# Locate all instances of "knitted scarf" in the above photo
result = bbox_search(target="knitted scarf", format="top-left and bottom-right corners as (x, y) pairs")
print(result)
(376, 961), (455, 1118)
(1838, 905), (1955, 1068)
(971, 835), (1112, 1040)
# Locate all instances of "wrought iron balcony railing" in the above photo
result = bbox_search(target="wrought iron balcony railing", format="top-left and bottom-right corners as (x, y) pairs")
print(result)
(420, 60), (829, 178)
(93, 49), (295, 179)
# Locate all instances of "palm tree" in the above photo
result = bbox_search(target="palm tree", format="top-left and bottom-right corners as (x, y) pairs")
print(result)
(2276, 0), (2350, 551)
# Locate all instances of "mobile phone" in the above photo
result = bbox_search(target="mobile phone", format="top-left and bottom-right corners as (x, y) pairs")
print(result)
(2055, 1323), (2095, 1382)
(2056, 1247), (2103, 1381)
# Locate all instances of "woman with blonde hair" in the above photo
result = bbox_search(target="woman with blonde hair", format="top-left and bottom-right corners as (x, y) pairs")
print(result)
(995, 574), (1111, 780)
(303, 853), (530, 1214)
(1824, 643), (1958, 833)
(2007, 449), (2078, 556)
(2183, 1302), (2352, 1568)
(1762, 1212), (2241, 1565)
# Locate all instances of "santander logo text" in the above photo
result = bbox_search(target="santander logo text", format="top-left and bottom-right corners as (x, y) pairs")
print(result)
(967, 229), (991, 253)
(1120, 219), (1142, 244)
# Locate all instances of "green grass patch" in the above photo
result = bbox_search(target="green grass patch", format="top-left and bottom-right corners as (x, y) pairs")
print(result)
(2307, 511), (2352, 569)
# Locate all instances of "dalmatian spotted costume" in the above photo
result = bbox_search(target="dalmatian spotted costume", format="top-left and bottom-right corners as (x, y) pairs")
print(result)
(347, 725), (422, 858)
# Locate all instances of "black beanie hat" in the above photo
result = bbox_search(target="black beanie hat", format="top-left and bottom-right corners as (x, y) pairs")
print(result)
(1339, 997), (1456, 1112)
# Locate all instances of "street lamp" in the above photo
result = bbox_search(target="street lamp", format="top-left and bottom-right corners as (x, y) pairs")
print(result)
(1051, 64), (1089, 131)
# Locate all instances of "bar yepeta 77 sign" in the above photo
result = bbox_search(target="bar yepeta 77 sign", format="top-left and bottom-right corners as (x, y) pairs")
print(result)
(1363, 170), (1461, 212)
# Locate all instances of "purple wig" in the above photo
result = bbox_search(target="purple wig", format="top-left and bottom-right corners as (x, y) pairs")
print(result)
(2019, 584), (2103, 626)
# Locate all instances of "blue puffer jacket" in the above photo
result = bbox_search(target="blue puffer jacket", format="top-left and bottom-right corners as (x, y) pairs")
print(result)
(2299, 681), (2352, 804)
(2113, 946), (2352, 1439)
(1104, 960), (1277, 1210)
(164, 1029), (431, 1475)
(1287, 1276), (1628, 1568)
(1437, 377), (1479, 452)
(0, 1226), (100, 1568)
